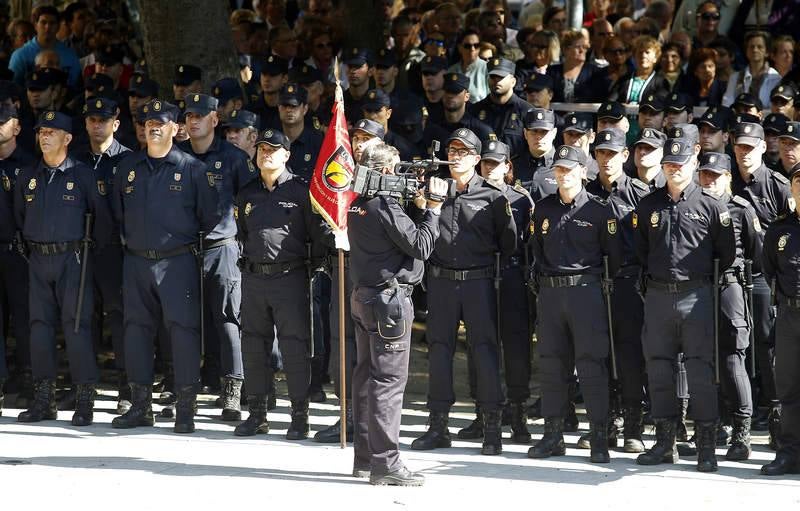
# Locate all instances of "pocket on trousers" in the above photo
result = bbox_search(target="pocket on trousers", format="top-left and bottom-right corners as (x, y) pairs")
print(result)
(372, 290), (407, 341)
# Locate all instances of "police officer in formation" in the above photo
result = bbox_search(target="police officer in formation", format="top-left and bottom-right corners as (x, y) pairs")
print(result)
(517, 108), (557, 197)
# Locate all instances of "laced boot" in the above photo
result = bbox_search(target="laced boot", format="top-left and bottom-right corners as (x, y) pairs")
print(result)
(636, 418), (679, 465)
(234, 395), (269, 436)
(71, 384), (95, 426)
(481, 409), (502, 455)
(116, 372), (131, 415)
(17, 379), (57, 422)
(695, 420), (719, 472)
(590, 422), (611, 463)
(286, 399), (309, 440)
(725, 416), (752, 461)
(622, 406), (645, 453)
(220, 377), (243, 421)
(314, 402), (353, 443)
(111, 384), (155, 428)
(761, 452), (800, 476)
(510, 401), (531, 444)
(457, 404), (483, 439)
(410, 411), (451, 450)
(174, 385), (198, 434)
(528, 417), (566, 458)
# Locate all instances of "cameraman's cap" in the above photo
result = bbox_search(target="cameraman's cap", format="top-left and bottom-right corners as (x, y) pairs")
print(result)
(129, 74), (158, 98)
(174, 64), (202, 86)
(733, 122), (765, 146)
(344, 47), (372, 67)
(563, 112), (593, 134)
(524, 108), (555, 129)
(696, 106), (729, 131)
(26, 68), (65, 90)
(635, 127), (667, 148)
(595, 128), (627, 151)
(481, 140), (510, 162)
(661, 138), (694, 164)
(223, 109), (259, 129)
(375, 48), (397, 68)
(353, 118), (385, 140)
(278, 83), (308, 106)
(83, 97), (118, 118)
(141, 99), (180, 123)
(763, 112), (789, 134)
(553, 144), (587, 168)
(447, 127), (481, 153)
(665, 92), (693, 113)
(363, 89), (390, 110)
(0, 103), (18, 123)
(779, 121), (800, 141)
(289, 65), (322, 85)
(443, 72), (469, 93)
(421, 56), (448, 73)
(597, 101), (625, 120)
(487, 57), (515, 78)
(733, 92), (762, 110)
(35, 110), (72, 133)
(771, 83), (797, 101)
(698, 152), (731, 174)
(184, 93), (219, 116)
(262, 55), (289, 76)
(639, 94), (664, 113)
(212, 77), (242, 104)
(524, 72), (554, 92)
(255, 128), (290, 149)
(666, 123), (699, 145)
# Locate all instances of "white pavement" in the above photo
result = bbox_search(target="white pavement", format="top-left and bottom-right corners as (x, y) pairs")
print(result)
(1, 389), (799, 510)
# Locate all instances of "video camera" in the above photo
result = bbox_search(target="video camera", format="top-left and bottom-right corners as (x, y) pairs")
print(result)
(350, 141), (457, 202)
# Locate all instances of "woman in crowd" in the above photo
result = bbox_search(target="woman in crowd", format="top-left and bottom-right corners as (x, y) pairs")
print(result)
(723, 31), (781, 110)
(687, 47), (726, 107)
(547, 29), (608, 103)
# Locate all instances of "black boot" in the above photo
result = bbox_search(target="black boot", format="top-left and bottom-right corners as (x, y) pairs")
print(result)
(220, 377), (243, 421)
(112, 384), (155, 428)
(501, 401), (512, 426)
(695, 420), (718, 472)
(267, 380), (277, 410)
(636, 419), (679, 465)
(18, 379), (57, 422)
(768, 404), (781, 451)
(457, 404), (483, 439)
(308, 356), (327, 403)
(410, 411), (451, 450)
(676, 399), (689, 442)
(510, 401), (531, 444)
(286, 399), (309, 440)
(159, 373), (176, 405)
(174, 385), (197, 434)
(761, 452), (800, 476)
(234, 395), (269, 436)
(527, 397), (542, 419)
(528, 417), (566, 458)
(481, 409), (502, 455)
(71, 384), (95, 426)
(726, 416), (752, 461)
(14, 371), (33, 409)
(564, 402), (579, 432)
(313, 403), (353, 443)
(116, 372), (131, 415)
(623, 407), (645, 453)
(590, 422), (611, 463)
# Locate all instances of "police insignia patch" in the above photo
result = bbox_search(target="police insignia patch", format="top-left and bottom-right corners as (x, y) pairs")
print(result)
(632, 212), (638, 228)
(97, 180), (106, 195)
(214, 161), (222, 169)
(559, 146), (568, 157)
(779, 234), (789, 250)
(479, 110), (486, 120)
(247, 160), (255, 173)
(607, 219), (617, 234)
(505, 201), (512, 217)
(720, 211), (731, 227)
(179, 65), (184, 72)
(153, 101), (161, 111)
(174, 173), (182, 181)
(244, 202), (252, 216)
(1, 175), (10, 191)
(28, 178), (36, 190)
(66, 181), (74, 190)
(45, 111), (55, 120)
(753, 217), (762, 232)
(650, 211), (659, 227)
(128, 170), (135, 182)
(207, 173), (216, 187)
(541, 218), (549, 233)
(313, 117), (321, 130)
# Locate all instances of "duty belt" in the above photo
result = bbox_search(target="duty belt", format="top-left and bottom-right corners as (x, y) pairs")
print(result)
(539, 273), (601, 288)
(127, 244), (194, 260)
(646, 278), (709, 293)
(429, 264), (493, 281)
(244, 259), (305, 275)
(28, 240), (81, 256)
(375, 278), (414, 296)
(203, 236), (237, 251)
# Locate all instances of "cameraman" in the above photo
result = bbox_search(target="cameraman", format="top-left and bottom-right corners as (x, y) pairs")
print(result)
(345, 143), (447, 487)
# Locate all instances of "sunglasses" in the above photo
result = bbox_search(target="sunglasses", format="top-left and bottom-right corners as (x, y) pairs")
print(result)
(462, 43), (481, 50)
(699, 12), (721, 20)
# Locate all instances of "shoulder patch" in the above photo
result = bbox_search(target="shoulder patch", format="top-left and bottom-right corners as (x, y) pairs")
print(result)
(773, 171), (789, 184)
(589, 194), (608, 206)
(753, 216), (762, 233)
(631, 179), (649, 192)
(732, 195), (751, 208)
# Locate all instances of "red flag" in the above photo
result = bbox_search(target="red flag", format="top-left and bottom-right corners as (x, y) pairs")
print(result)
(309, 89), (356, 231)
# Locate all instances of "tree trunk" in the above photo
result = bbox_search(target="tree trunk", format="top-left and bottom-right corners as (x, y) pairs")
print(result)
(342, 0), (386, 51)
(137, 0), (239, 100)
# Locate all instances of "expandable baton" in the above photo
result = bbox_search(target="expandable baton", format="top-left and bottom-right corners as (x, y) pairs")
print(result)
(198, 231), (206, 353)
(602, 255), (618, 381)
(494, 252), (502, 345)
(744, 260), (756, 377)
(74, 212), (93, 334)
(306, 242), (316, 359)
(713, 258), (720, 385)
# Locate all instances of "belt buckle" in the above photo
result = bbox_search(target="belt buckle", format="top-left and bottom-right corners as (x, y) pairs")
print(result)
(453, 269), (467, 281)
(667, 282), (679, 293)
(556, 276), (569, 287)
(41, 244), (50, 255)
(146, 249), (158, 259)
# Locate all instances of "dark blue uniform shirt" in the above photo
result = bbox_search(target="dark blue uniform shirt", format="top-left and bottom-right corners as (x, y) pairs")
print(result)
(0, 145), (35, 243)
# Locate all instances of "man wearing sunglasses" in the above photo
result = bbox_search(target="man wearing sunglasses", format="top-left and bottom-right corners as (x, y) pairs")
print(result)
(674, 0), (736, 40)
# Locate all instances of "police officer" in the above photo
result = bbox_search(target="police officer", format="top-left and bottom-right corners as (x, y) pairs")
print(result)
(223, 109), (260, 159)
(631, 128), (666, 191)
(246, 55), (288, 130)
(110, 99), (220, 434)
(638, 94), (665, 131)
(697, 151), (761, 461)
(698, 107), (731, 155)
(233, 128), (321, 440)
(75, 97), (132, 414)
(346, 143), (446, 486)
(586, 128), (651, 453)
(634, 131), (736, 472)
(173, 64), (202, 101)
(180, 93), (255, 421)
(763, 113), (789, 174)
(731, 121), (792, 447)
(351, 118), (385, 162)
(529, 144), (621, 463)
(211, 77), (244, 124)
(761, 163), (800, 475)
(361, 89), (418, 162)
(0, 103), (34, 411)
(663, 92), (694, 131)
(523, 73), (554, 110)
(278, 84), (324, 181)
(343, 48), (374, 126)
(778, 121), (800, 183)
(14, 111), (111, 426)
(411, 128), (516, 456)
(420, 56), (448, 126)
(516, 108), (557, 198)
(562, 112), (599, 181)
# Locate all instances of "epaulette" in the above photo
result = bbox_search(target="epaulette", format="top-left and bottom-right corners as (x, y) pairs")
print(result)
(631, 178), (649, 192)
(588, 192), (608, 206)
(513, 180), (531, 196)
(731, 195), (751, 208)
(772, 171), (789, 184)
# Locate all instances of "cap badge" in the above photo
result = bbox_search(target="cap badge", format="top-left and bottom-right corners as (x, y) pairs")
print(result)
(136, 76), (142, 83)
(536, 112), (543, 120)
(268, 56), (274, 62)
(650, 211), (659, 227)
(647, 95), (654, 101)
(672, 94), (677, 100)
(95, 99), (102, 108)
(32, 73), (38, 80)
(489, 142), (496, 150)
(265, 130), (273, 138)
(369, 91), (376, 99)
(214, 87), (220, 95)
(790, 125), (795, 132)
(644, 129), (652, 137)
(358, 120), (365, 128)
(288, 85), (294, 93)
(606, 104), (611, 111)
(193, 94), (199, 102)
(744, 125), (752, 134)
(559, 146), (569, 157)
(179, 65), (184, 72)
(153, 101), (161, 111)
(231, 111), (237, 117)
(143, 105), (149, 113)
(352, 48), (358, 55)
(709, 155), (716, 163)
(779, 86), (784, 92)
(45, 111), (55, 120)
(492, 59), (500, 65)
(571, 117), (577, 124)
(671, 143), (681, 154)
(605, 133), (611, 140)
(458, 128), (467, 137)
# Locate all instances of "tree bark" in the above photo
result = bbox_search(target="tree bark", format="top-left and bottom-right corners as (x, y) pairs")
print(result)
(137, 0), (239, 100)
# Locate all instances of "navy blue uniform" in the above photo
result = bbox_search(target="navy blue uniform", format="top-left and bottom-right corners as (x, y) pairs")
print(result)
(286, 126), (324, 181)
(516, 147), (556, 200)
(111, 146), (220, 387)
(14, 156), (112, 384)
(422, 114), (495, 161)
(471, 94), (532, 163)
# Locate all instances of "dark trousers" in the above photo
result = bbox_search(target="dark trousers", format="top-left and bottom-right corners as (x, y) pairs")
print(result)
(537, 283), (609, 422)
(329, 264), (356, 399)
(351, 285), (413, 475)
(426, 275), (503, 413)
(642, 286), (718, 422)
(200, 243), (243, 380)
(612, 276), (646, 409)
(774, 301), (800, 457)
(241, 269), (310, 401)
(752, 275), (777, 402)
(719, 280), (753, 418)
(28, 251), (98, 383)
(0, 249), (29, 377)
(93, 244), (124, 369)
(123, 252), (201, 387)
